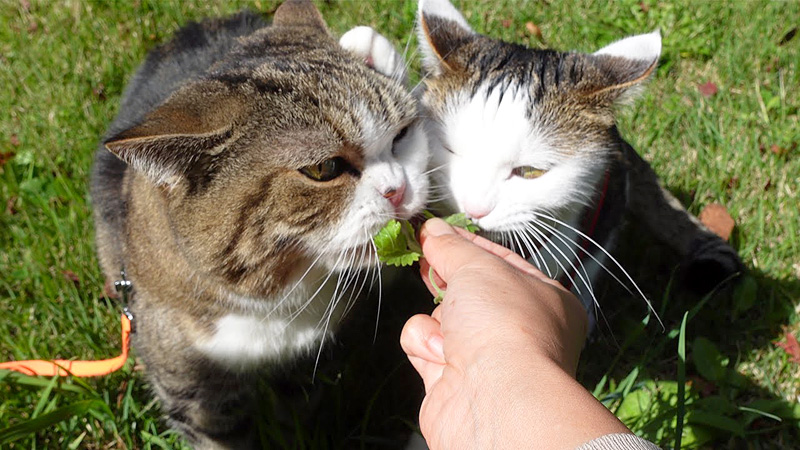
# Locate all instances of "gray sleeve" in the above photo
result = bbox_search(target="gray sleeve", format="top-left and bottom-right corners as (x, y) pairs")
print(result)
(576, 433), (662, 450)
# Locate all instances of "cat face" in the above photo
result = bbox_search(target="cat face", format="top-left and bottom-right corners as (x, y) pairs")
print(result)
(417, 0), (659, 233)
(104, 8), (428, 298)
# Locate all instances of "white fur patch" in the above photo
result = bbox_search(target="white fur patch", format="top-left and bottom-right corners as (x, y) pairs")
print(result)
(432, 86), (600, 232)
(196, 265), (343, 369)
(195, 313), (326, 369)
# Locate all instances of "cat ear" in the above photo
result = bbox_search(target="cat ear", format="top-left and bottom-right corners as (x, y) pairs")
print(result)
(339, 26), (408, 85)
(104, 81), (242, 186)
(589, 30), (661, 102)
(594, 30), (661, 62)
(417, 0), (475, 76)
(272, 0), (327, 31)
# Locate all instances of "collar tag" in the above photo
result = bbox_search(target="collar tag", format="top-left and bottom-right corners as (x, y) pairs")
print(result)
(113, 268), (135, 332)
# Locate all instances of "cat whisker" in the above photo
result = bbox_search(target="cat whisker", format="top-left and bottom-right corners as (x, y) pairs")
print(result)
(424, 187), (454, 198)
(284, 252), (342, 326)
(524, 223), (597, 304)
(513, 229), (552, 278)
(422, 162), (450, 176)
(510, 229), (544, 278)
(342, 236), (372, 319)
(509, 230), (547, 277)
(525, 221), (595, 298)
(425, 194), (454, 204)
(532, 218), (637, 299)
(369, 236), (384, 342)
(527, 220), (615, 339)
(312, 245), (363, 378)
(262, 249), (327, 322)
(517, 226), (585, 297)
(531, 211), (662, 328)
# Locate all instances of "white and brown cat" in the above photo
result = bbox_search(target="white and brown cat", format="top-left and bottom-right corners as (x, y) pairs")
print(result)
(416, 0), (743, 318)
(92, 1), (428, 447)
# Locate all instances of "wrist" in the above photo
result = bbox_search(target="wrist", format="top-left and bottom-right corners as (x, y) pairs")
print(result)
(463, 353), (631, 449)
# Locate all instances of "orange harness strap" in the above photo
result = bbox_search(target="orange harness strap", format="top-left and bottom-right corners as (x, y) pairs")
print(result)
(0, 314), (131, 377)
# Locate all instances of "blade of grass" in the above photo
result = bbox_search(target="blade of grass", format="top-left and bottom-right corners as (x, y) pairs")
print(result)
(0, 371), (90, 395)
(674, 311), (688, 450)
(31, 376), (59, 419)
(0, 399), (108, 445)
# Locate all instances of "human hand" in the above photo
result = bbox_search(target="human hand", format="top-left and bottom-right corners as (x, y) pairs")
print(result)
(401, 218), (629, 449)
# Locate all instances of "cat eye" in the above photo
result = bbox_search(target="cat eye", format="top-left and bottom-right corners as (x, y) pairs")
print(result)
(299, 157), (348, 182)
(393, 126), (409, 144)
(512, 166), (546, 179)
(391, 125), (410, 155)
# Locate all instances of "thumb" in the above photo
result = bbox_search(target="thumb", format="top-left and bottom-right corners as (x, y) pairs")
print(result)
(419, 218), (493, 284)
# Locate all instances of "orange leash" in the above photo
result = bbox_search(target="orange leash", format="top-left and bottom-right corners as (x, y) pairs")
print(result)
(0, 313), (131, 377)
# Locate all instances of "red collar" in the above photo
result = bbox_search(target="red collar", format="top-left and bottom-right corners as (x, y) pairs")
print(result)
(583, 169), (611, 238)
(560, 169), (611, 291)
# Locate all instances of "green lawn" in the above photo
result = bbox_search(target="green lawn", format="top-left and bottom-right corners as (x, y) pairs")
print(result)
(1, 0), (798, 448)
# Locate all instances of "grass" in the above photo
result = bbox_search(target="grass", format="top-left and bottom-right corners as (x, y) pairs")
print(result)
(1, 0), (798, 448)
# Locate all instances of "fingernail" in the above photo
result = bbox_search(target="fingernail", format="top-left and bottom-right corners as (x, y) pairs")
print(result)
(425, 218), (455, 236)
(427, 334), (444, 359)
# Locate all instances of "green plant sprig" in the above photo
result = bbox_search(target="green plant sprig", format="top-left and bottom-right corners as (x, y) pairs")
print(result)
(373, 212), (478, 303)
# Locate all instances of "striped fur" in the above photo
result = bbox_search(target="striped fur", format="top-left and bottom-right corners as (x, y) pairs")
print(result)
(91, 2), (428, 448)
(417, 0), (743, 317)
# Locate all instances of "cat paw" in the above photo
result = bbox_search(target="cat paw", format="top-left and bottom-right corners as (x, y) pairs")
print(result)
(683, 238), (745, 294)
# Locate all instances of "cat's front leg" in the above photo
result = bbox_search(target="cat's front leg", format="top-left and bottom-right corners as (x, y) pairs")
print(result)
(621, 141), (744, 293)
(133, 308), (260, 449)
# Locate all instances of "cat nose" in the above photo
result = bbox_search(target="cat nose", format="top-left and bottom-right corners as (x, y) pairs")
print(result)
(465, 207), (490, 220)
(382, 183), (406, 208)
(465, 211), (486, 220)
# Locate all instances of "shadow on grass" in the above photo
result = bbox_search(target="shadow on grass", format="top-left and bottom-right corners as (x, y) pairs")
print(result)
(579, 211), (800, 449)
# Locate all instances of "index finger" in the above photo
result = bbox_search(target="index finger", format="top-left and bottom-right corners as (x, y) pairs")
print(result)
(420, 219), (560, 287)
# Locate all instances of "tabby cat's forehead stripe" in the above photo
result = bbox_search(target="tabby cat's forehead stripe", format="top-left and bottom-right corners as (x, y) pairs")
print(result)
(432, 36), (601, 110)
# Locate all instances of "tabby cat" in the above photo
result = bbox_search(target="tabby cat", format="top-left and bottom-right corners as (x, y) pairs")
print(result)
(416, 0), (743, 316)
(91, 1), (428, 447)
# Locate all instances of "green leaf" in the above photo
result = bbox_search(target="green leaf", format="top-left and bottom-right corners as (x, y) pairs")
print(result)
(737, 405), (782, 423)
(0, 399), (109, 445)
(443, 213), (479, 232)
(373, 220), (402, 254)
(614, 380), (710, 448)
(694, 396), (738, 416)
(743, 399), (800, 425)
(732, 275), (758, 317)
(692, 337), (728, 382)
(0, 371), (90, 395)
(686, 410), (744, 437)
(372, 213), (478, 269)
(373, 220), (421, 267)
(592, 374), (609, 399)
(401, 220), (422, 254)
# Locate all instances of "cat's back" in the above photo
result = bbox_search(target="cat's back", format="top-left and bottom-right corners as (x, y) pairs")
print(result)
(91, 11), (267, 277)
(111, 11), (266, 135)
